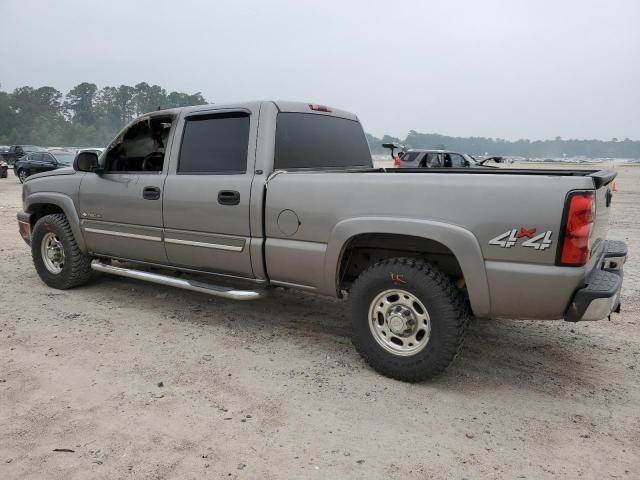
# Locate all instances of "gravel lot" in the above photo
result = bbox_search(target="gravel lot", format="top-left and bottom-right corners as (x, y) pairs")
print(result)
(1, 165), (638, 479)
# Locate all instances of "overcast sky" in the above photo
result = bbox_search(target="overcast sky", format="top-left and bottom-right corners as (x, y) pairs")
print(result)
(1, 0), (638, 140)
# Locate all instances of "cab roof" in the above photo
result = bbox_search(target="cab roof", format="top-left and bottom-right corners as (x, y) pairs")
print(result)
(147, 101), (359, 122)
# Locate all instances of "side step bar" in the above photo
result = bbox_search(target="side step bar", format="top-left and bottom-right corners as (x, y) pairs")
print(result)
(91, 260), (265, 301)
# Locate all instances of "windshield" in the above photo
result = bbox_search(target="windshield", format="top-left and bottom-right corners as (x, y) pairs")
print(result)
(50, 151), (76, 165)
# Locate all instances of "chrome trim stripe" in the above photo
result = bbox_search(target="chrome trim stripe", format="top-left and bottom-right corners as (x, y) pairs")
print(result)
(270, 280), (316, 290)
(84, 227), (161, 242)
(164, 237), (244, 252)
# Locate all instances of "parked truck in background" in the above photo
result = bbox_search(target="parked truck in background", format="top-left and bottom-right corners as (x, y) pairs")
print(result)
(16, 101), (627, 381)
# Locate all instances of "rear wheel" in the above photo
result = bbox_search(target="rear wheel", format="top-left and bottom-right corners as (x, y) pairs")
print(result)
(18, 169), (28, 183)
(31, 214), (92, 289)
(350, 257), (470, 382)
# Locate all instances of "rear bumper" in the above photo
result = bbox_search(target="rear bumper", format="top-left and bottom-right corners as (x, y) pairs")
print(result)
(564, 240), (627, 322)
(17, 211), (32, 246)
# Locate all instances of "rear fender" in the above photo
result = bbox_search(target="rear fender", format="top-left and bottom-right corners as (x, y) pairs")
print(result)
(324, 217), (491, 317)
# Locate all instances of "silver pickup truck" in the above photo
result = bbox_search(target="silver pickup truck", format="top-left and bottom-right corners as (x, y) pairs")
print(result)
(17, 100), (627, 382)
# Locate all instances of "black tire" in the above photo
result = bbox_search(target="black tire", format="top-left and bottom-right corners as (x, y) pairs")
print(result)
(350, 257), (470, 382)
(31, 213), (92, 289)
(18, 169), (28, 183)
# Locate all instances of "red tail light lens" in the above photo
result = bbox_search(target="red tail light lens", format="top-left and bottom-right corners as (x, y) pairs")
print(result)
(559, 192), (595, 265)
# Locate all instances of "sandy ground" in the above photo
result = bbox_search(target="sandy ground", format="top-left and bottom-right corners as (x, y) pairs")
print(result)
(1, 165), (638, 479)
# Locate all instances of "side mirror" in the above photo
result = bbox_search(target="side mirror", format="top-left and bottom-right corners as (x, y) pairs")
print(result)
(74, 152), (101, 172)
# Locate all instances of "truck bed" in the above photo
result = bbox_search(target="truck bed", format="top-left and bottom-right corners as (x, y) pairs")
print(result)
(264, 167), (615, 319)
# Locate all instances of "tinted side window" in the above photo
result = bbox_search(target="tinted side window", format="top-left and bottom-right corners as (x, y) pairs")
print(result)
(178, 113), (249, 174)
(275, 113), (371, 169)
(449, 154), (466, 167)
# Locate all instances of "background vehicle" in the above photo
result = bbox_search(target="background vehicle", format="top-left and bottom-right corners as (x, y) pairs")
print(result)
(0, 145), (9, 160)
(14, 148), (76, 183)
(382, 143), (502, 168)
(2, 145), (47, 165)
(0, 159), (8, 178)
(397, 149), (499, 168)
(17, 101), (626, 382)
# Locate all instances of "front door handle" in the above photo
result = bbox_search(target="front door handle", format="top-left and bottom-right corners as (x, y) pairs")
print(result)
(143, 186), (161, 200)
(218, 190), (240, 206)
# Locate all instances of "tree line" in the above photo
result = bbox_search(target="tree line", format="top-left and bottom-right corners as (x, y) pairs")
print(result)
(366, 131), (640, 159)
(0, 82), (207, 147)
(1, 82), (638, 158)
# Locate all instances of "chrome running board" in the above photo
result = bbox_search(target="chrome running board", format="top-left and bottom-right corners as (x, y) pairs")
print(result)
(91, 260), (265, 301)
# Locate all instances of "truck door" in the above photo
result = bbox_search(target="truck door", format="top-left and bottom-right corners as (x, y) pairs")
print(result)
(78, 115), (174, 264)
(162, 109), (256, 278)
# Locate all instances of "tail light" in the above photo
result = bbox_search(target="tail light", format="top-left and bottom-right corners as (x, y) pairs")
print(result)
(559, 191), (595, 266)
(393, 156), (401, 167)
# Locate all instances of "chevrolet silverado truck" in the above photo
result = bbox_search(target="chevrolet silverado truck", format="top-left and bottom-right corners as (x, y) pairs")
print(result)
(16, 101), (627, 382)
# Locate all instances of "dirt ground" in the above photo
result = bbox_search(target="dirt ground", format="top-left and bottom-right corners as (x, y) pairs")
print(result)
(1, 165), (638, 479)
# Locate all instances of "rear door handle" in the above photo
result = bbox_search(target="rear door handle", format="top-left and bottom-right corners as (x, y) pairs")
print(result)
(218, 190), (240, 205)
(143, 186), (161, 200)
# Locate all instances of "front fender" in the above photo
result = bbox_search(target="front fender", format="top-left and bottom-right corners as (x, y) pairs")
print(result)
(323, 217), (491, 317)
(25, 192), (87, 253)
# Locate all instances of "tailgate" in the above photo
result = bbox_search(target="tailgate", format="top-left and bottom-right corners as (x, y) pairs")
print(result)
(589, 170), (617, 258)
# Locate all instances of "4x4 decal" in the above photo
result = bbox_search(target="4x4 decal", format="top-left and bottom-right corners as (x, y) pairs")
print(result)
(489, 228), (553, 250)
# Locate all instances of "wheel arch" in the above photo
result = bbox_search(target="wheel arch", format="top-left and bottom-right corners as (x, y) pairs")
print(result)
(323, 217), (491, 317)
(25, 193), (87, 252)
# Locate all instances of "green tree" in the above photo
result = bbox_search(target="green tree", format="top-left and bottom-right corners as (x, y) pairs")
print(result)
(64, 82), (98, 126)
(133, 82), (167, 115)
(166, 91), (207, 108)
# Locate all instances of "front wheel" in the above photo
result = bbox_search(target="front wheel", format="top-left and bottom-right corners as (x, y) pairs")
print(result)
(31, 213), (92, 289)
(18, 169), (28, 183)
(350, 258), (470, 382)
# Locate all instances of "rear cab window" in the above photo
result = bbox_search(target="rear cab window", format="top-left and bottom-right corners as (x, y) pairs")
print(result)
(274, 113), (372, 170)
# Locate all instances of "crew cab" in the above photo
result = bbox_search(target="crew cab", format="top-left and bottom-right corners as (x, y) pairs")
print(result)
(16, 101), (626, 382)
